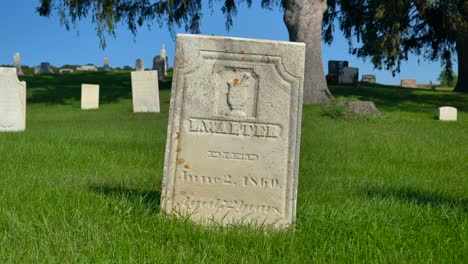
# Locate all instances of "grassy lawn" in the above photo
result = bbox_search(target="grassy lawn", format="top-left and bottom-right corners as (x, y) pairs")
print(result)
(0, 72), (466, 262)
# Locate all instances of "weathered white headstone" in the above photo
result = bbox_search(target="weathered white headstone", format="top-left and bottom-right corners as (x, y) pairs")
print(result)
(0, 67), (26, 132)
(438, 106), (457, 121)
(135, 59), (145, 71)
(131, 70), (160, 112)
(81, 84), (99, 109)
(161, 34), (305, 228)
(13, 53), (23, 76)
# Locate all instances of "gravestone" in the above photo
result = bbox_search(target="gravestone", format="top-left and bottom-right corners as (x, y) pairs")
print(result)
(135, 59), (145, 71)
(153, 44), (168, 80)
(338, 67), (359, 84)
(328, 60), (348, 76)
(103, 57), (111, 72)
(13, 53), (23, 76)
(131, 70), (160, 112)
(362, 74), (376, 83)
(0, 67), (26, 132)
(81, 84), (99, 109)
(326, 60), (348, 84)
(77, 65), (98, 72)
(35, 62), (53, 74)
(153, 56), (166, 80)
(401, 79), (417, 88)
(161, 34), (305, 228)
(59, 69), (74, 74)
(438, 106), (457, 121)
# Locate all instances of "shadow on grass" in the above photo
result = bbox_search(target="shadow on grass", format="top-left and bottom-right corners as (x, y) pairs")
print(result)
(21, 71), (173, 105)
(365, 186), (467, 210)
(330, 83), (468, 113)
(89, 184), (161, 213)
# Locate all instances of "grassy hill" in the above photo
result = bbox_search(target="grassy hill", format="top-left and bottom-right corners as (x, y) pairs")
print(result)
(0, 72), (466, 262)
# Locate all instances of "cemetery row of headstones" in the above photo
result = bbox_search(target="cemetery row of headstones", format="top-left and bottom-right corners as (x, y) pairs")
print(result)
(11, 45), (168, 76)
(0, 64), (160, 122)
(1, 54), (162, 131)
(0, 35), (460, 228)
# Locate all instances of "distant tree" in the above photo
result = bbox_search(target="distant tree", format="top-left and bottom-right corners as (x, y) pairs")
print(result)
(36, 0), (332, 104)
(21, 66), (35, 75)
(60, 64), (81, 69)
(438, 70), (458, 87)
(324, 0), (467, 93)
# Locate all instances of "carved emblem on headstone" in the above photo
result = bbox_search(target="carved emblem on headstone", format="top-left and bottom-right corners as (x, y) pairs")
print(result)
(227, 73), (253, 117)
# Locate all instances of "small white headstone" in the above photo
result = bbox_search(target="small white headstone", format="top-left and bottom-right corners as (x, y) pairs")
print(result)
(131, 70), (160, 112)
(0, 67), (26, 132)
(438, 106), (457, 121)
(161, 34), (305, 228)
(13, 53), (23, 76)
(81, 84), (99, 109)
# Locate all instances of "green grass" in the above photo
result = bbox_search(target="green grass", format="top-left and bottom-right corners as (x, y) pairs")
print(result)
(0, 72), (466, 262)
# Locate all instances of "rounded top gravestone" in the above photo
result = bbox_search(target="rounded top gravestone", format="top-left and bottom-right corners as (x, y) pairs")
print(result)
(438, 106), (457, 121)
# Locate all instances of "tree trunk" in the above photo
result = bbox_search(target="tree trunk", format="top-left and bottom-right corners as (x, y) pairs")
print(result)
(454, 31), (467, 93)
(283, 0), (332, 104)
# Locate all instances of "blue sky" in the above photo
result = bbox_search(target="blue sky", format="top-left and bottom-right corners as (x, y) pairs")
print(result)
(0, 0), (455, 85)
